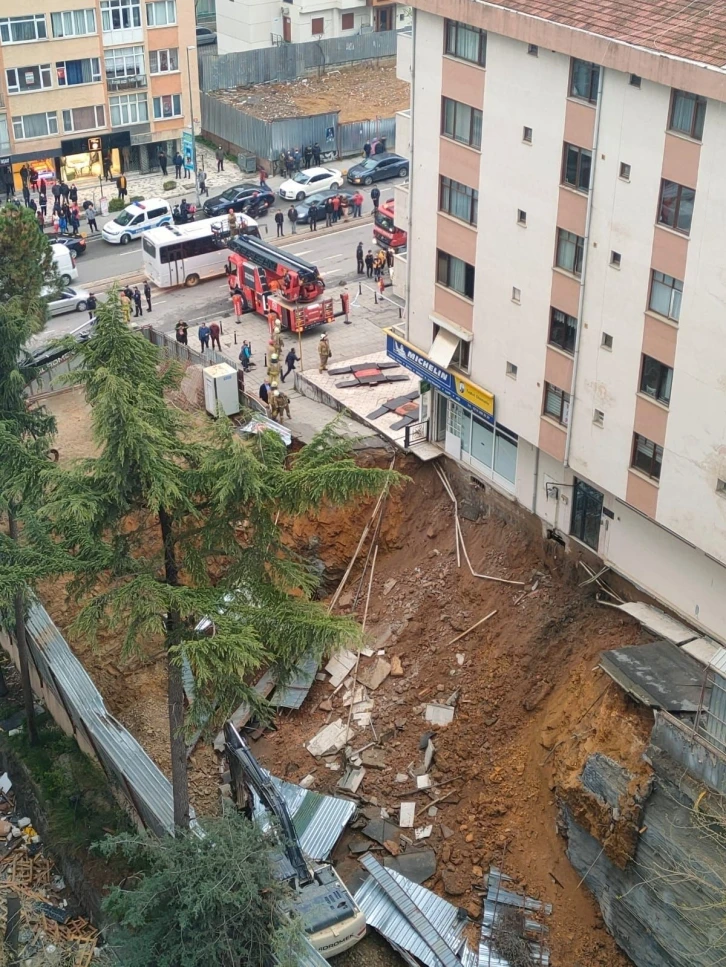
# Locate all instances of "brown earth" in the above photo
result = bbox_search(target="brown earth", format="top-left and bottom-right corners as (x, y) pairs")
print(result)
(37, 388), (653, 966)
(212, 63), (410, 124)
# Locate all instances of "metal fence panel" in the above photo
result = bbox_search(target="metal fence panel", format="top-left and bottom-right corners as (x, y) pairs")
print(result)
(338, 116), (397, 157)
(200, 93), (272, 161)
(199, 31), (399, 92)
(270, 113), (339, 158)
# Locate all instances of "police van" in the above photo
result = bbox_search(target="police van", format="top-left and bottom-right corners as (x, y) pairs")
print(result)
(102, 198), (172, 245)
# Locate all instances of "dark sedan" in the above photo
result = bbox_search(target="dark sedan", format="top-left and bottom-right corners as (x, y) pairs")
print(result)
(291, 189), (356, 224)
(203, 184), (275, 218)
(347, 153), (409, 186)
(50, 235), (87, 257)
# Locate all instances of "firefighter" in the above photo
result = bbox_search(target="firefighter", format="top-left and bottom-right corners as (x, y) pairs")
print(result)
(318, 333), (331, 373)
(227, 208), (237, 236)
(270, 389), (291, 423)
(267, 352), (281, 383)
(272, 323), (284, 357)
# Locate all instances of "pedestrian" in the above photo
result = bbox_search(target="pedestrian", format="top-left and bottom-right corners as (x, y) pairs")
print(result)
(85, 203), (98, 234)
(285, 153), (294, 177)
(259, 167), (268, 188)
(278, 150), (287, 177)
(36, 209), (45, 231)
(308, 202), (318, 231)
(363, 140), (371, 159)
(19, 164), (29, 188)
(52, 214), (60, 234)
(324, 198), (333, 228)
(144, 281), (152, 312)
(275, 210), (284, 238)
(239, 340), (252, 370)
(281, 346), (299, 382)
(2, 166), (12, 201)
(158, 148), (168, 176)
(293, 148), (302, 171)
(173, 151), (183, 178)
(386, 247), (395, 270)
(59, 208), (68, 235)
(371, 186), (380, 210)
(38, 184), (47, 216)
(259, 380), (271, 404)
(69, 183), (78, 204)
(373, 256), (382, 282)
(103, 152), (113, 181)
(356, 242), (364, 274)
(133, 286), (143, 317)
(209, 320), (222, 350)
(318, 333), (331, 373)
(355, 191), (364, 217)
(22, 185), (30, 207)
(28, 195), (37, 213)
(304, 144), (312, 168)
(216, 146), (225, 172)
(313, 142), (321, 165)
(198, 323), (210, 351)
(60, 181), (70, 202)
(270, 389), (291, 422)
(175, 319), (188, 344)
(123, 284), (134, 301)
(117, 174), (128, 200)
(288, 204), (298, 234)
(51, 181), (61, 205)
(87, 292), (97, 320)
(70, 208), (80, 236)
(198, 168), (208, 197)
(184, 154), (191, 180)
(365, 250), (374, 278)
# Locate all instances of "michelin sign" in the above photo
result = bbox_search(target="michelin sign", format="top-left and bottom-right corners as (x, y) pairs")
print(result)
(386, 331), (495, 425)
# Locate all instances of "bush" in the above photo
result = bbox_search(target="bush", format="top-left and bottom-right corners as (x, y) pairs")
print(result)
(130, 195), (144, 203)
(107, 197), (126, 212)
(163, 180), (176, 191)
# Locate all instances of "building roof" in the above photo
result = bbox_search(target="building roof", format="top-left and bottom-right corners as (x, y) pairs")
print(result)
(481, 0), (726, 69)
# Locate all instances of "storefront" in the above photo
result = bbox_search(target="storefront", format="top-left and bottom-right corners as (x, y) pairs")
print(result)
(60, 131), (132, 184)
(386, 331), (519, 492)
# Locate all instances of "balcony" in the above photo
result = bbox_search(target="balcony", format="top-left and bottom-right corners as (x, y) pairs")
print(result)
(106, 74), (147, 93)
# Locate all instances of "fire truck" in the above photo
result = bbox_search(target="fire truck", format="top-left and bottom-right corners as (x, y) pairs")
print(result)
(223, 234), (349, 333)
(373, 198), (407, 252)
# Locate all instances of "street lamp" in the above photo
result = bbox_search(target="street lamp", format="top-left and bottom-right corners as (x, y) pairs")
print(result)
(186, 44), (200, 209)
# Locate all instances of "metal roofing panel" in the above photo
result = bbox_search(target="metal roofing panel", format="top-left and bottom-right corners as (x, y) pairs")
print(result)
(600, 641), (708, 712)
(355, 855), (477, 967)
(709, 648), (726, 675)
(479, 868), (551, 967)
(273, 655), (319, 709)
(611, 602), (696, 644)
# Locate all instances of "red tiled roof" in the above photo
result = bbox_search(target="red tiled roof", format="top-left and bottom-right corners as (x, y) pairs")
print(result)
(485, 0), (726, 68)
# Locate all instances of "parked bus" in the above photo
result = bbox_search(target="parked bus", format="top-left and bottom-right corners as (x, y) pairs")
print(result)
(373, 199), (407, 252)
(142, 214), (260, 288)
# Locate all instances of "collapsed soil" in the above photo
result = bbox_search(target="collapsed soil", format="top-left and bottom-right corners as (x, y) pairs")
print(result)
(211, 63), (410, 124)
(37, 387), (653, 966)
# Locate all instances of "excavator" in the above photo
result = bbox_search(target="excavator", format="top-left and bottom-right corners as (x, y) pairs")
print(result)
(223, 722), (366, 958)
(221, 234), (350, 333)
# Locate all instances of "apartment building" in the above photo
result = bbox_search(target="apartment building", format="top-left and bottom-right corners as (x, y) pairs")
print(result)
(0, 0), (199, 189)
(393, 1), (726, 642)
(216, 0), (406, 53)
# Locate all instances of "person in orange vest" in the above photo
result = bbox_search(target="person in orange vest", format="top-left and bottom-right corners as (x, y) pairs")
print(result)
(232, 289), (244, 322)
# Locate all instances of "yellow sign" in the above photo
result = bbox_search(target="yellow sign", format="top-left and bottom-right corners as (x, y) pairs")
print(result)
(454, 374), (494, 417)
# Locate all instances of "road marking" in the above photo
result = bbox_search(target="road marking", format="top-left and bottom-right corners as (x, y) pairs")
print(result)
(289, 248), (313, 255)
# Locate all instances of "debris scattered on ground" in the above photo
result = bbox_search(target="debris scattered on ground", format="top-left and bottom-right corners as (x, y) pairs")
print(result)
(424, 703), (455, 726)
(399, 802), (415, 828)
(306, 719), (354, 757)
(326, 650), (358, 689)
(358, 657), (391, 691)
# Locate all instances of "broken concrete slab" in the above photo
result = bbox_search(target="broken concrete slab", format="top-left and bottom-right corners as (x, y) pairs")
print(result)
(349, 837), (373, 855)
(416, 774), (432, 789)
(415, 825), (433, 840)
(359, 657), (392, 691)
(383, 579), (398, 596)
(423, 740), (435, 770)
(363, 819), (401, 846)
(343, 684), (369, 707)
(300, 774), (316, 789)
(400, 802), (416, 828)
(395, 773), (408, 783)
(425, 703), (455, 726)
(325, 650), (358, 688)
(382, 848), (437, 884)
(361, 748), (388, 769)
(390, 656), (404, 677)
(338, 766), (366, 794)
(306, 719), (355, 757)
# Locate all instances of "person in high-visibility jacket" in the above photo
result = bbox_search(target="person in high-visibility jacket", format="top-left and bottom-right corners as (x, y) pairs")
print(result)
(318, 333), (331, 373)
(270, 389), (291, 423)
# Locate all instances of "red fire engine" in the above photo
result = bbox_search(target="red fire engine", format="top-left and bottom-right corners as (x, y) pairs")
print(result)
(224, 234), (349, 333)
(373, 199), (407, 252)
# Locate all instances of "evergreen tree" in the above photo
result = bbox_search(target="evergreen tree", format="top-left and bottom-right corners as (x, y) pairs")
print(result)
(44, 289), (399, 828)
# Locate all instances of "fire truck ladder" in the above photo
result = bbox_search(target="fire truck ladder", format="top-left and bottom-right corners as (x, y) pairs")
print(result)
(227, 235), (322, 286)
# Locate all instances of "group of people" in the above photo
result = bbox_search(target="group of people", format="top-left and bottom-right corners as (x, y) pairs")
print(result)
(119, 283), (153, 323)
(7, 166), (102, 237)
(356, 243), (394, 281)
(277, 144), (324, 176)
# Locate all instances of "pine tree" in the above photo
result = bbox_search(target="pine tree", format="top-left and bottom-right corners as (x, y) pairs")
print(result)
(0, 203), (59, 740)
(44, 289), (399, 828)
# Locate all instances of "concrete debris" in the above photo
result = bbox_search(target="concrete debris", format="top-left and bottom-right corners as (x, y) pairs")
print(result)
(0, 774), (11, 794)
(395, 773), (408, 783)
(399, 802), (416, 828)
(390, 656), (404, 677)
(382, 848), (438, 885)
(305, 719), (354, 757)
(360, 648), (375, 657)
(441, 825), (455, 839)
(353, 711), (372, 727)
(300, 774), (316, 789)
(456, 653), (465, 666)
(358, 657), (392, 691)
(363, 819), (401, 846)
(325, 762), (341, 771)
(343, 685), (368, 707)
(318, 699), (333, 712)
(428, 806), (439, 817)
(338, 766), (366, 794)
(361, 748), (387, 769)
(416, 774), (432, 789)
(325, 650), (358, 688)
(415, 825), (433, 840)
(423, 739), (435, 770)
(425, 703), (455, 726)
(383, 578), (398, 596)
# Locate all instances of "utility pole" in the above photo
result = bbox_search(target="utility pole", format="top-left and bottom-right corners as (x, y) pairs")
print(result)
(186, 45), (200, 210)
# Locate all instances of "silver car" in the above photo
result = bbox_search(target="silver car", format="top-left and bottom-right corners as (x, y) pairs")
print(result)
(45, 286), (91, 316)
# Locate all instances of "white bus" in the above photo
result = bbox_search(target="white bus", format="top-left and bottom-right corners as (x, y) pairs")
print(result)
(142, 214), (260, 288)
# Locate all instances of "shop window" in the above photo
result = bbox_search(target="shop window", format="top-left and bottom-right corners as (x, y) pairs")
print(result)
(153, 93), (182, 119)
(149, 48), (178, 74)
(6, 64), (52, 94)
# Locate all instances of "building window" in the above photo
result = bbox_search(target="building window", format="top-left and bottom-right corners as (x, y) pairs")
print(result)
(619, 162), (631, 180)
(658, 179), (695, 235)
(601, 332), (613, 350)
(149, 48), (178, 73)
(629, 74), (641, 88)
(522, 126), (532, 143)
(593, 409), (604, 427)
(543, 383), (570, 426)
(311, 16), (324, 34)
(562, 143), (592, 192)
(640, 355), (673, 406)
(153, 93), (182, 119)
(6, 64), (52, 94)
(109, 92), (148, 126)
(436, 250), (475, 300)
(512, 286), (521, 303)
(444, 19), (486, 66)
(527, 43), (538, 56)
(12, 111), (58, 140)
(570, 58), (599, 103)
(146, 0), (176, 26)
(441, 96), (482, 149)
(432, 324), (470, 372)
(62, 104), (105, 132)
(610, 251), (621, 268)
(101, 0), (141, 31)
(717, 479), (726, 496)
(51, 9), (96, 37)
(439, 176), (478, 226)
(669, 89), (706, 141)
(648, 270), (682, 322)
(506, 361), (518, 378)
(341, 12), (354, 29)
(632, 433), (663, 481)
(517, 209), (526, 226)
(56, 58), (101, 86)
(556, 228), (584, 276)
(105, 46), (145, 89)
(0, 14), (47, 44)
(549, 307), (577, 354)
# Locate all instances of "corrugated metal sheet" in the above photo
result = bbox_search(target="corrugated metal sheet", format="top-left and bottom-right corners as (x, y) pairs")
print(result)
(339, 117), (397, 157)
(201, 93), (272, 160)
(355, 854), (477, 967)
(253, 773), (355, 861)
(199, 32), (399, 92)
(269, 113), (339, 161)
(478, 868), (551, 967)
(24, 600), (194, 837)
(273, 655), (319, 709)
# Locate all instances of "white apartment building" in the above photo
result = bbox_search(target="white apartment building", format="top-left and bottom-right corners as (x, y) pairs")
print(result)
(393, 0), (726, 642)
(216, 0), (406, 53)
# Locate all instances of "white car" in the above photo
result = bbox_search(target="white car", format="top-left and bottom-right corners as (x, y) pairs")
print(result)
(43, 286), (91, 316)
(278, 166), (343, 202)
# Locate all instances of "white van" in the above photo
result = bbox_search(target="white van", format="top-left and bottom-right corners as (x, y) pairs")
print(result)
(102, 198), (172, 246)
(51, 245), (78, 285)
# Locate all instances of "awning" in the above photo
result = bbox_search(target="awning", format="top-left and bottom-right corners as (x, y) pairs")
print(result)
(599, 640), (708, 712)
(428, 328), (459, 369)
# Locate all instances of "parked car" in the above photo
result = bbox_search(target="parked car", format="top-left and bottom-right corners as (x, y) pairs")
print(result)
(43, 286), (91, 316)
(293, 189), (356, 224)
(50, 235), (87, 258)
(195, 25), (217, 46)
(347, 153), (409, 186)
(279, 166), (343, 202)
(203, 184), (275, 218)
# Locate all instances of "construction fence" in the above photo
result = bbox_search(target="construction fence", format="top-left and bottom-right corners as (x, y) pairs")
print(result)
(198, 31), (399, 92)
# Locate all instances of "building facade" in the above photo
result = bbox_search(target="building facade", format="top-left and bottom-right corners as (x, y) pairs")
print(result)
(0, 1), (200, 189)
(216, 0), (407, 53)
(395, 1), (726, 642)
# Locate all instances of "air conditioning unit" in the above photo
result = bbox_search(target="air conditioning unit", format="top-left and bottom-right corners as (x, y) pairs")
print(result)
(203, 362), (240, 418)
